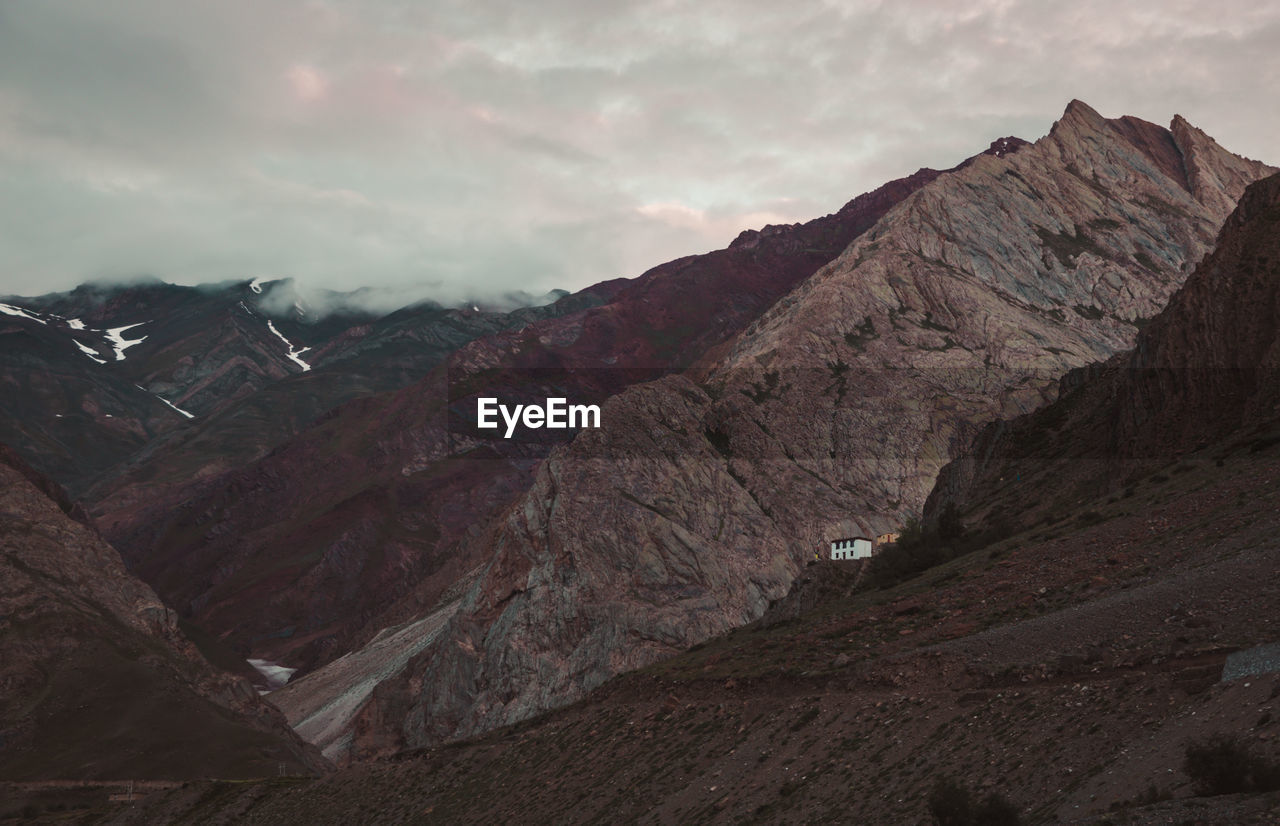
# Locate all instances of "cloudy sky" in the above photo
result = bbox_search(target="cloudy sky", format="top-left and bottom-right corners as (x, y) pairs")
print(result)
(1, 0), (1277, 306)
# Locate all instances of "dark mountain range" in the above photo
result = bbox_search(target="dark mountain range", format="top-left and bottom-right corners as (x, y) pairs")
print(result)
(0, 445), (328, 781)
(2, 278), (604, 497)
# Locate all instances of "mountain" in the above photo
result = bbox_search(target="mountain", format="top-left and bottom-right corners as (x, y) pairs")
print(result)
(84, 283), (614, 515)
(0, 277), (371, 494)
(79, 174), (1280, 826)
(1, 277), (601, 498)
(90, 155), (961, 684)
(0, 445), (329, 780)
(7, 100), (1272, 776)
(328, 101), (1275, 759)
(926, 169), (1280, 534)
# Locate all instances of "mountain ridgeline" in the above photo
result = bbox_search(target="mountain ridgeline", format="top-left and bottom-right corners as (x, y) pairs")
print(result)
(69, 142), (1280, 826)
(298, 101), (1275, 761)
(83, 153), (963, 683)
(0, 100), (1275, 783)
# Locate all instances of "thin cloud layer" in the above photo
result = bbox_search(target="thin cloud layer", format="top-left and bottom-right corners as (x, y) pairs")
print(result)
(0, 0), (1276, 304)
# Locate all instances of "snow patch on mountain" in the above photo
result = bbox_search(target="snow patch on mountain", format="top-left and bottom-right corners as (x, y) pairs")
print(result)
(158, 396), (196, 419)
(74, 340), (108, 364)
(136, 385), (195, 419)
(266, 320), (312, 371)
(248, 658), (298, 691)
(103, 323), (148, 361)
(0, 302), (47, 324)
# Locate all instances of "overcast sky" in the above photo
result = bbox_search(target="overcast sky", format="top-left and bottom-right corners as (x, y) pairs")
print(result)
(1, 0), (1276, 307)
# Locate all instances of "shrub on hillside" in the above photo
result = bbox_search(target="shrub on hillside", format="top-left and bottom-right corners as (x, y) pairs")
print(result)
(1184, 734), (1280, 796)
(866, 507), (1013, 590)
(938, 502), (965, 541)
(927, 777), (1021, 826)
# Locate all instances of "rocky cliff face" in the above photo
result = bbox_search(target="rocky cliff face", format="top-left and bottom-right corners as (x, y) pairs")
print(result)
(926, 170), (1280, 531)
(0, 446), (328, 780)
(344, 102), (1275, 757)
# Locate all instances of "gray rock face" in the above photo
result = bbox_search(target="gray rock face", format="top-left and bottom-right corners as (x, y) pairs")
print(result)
(344, 101), (1274, 757)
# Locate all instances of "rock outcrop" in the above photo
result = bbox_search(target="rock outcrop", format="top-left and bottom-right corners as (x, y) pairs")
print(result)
(346, 102), (1275, 756)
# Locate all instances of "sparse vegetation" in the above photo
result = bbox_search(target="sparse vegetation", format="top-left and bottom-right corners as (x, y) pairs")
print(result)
(927, 777), (1021, 826)
(844, 316), (880, 352)
(867, 506), (1012, 590)
(742, 370), (782, 404)
(1133, 250), (1160, 271)
(1183, 734), (1280, 796)
(1035, 225), (1106, 267)
(705, 426), (733, 459)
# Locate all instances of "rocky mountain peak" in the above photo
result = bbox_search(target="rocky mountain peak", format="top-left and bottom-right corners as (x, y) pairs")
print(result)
(984, 136), (1028, 158)
(314, 104), (1276, 759)
(1170, 113), (1275, 217)
(1053, 98), (1108, 132)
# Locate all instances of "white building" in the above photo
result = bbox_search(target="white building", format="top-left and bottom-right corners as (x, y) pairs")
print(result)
(830, 536), (873, 560)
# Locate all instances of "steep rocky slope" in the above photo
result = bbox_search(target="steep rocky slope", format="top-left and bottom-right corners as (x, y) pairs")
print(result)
(94, 157), (956, 677)
(89, 441), (1280, 823)
(341, 102), (1275, 757)
(927, 170), (1280, 531)
(0, 446), (328, 780)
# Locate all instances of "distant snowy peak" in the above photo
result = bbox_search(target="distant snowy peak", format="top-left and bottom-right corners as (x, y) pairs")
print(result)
(266, 320), (312, 371)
